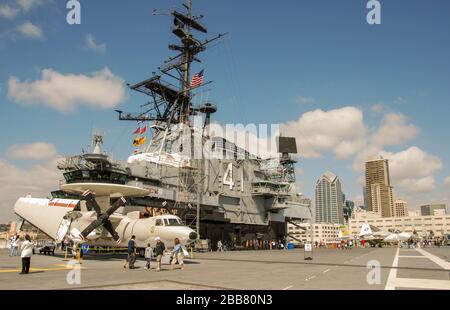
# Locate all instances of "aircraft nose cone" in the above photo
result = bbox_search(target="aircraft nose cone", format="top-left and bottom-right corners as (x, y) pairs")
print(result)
(189, 232), (197, 240)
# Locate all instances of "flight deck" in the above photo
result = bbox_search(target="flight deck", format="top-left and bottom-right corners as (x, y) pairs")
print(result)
(0, 247), (449, 290)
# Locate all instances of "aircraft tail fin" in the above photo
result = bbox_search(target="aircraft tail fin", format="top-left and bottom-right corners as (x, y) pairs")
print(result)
(359, 223), (373, 237)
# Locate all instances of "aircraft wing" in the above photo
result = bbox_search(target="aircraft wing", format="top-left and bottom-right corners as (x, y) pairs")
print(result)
(14, 197), (79, 240)
(384, 233), (400, 242)
(398, 232), (412, 241)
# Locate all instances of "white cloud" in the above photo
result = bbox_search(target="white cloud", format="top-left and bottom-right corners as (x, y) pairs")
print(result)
(0, 0), (45, 21)
(17, 21), (44, 39)
(380, 147), (442, 193)
(0, 157), (60, 222)
(7, 142), (57, 160)
(296, 96), (315, 104)
(17, 0), (44, 12)
(396, 176), (436, 193)
(0, 4), (20, 19)
(8, 67), (126, 112)
(352, 112), (420, 173)
(281, 106), (367, 159)
(85, 34), (106, 54)
(275, 101), (440, 201)
(352, 144), (382, 173)
(380, 147), (442, 181)
(372, 113), (419, 146)
(444, 176), (450, 187)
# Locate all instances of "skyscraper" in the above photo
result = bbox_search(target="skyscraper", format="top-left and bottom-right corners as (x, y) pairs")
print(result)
(394, 199), (408, 217)
(365, 157), (394, 218)
(315, 172), (344, 224)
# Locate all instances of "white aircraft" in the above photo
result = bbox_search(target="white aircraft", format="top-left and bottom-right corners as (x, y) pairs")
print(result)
(359, 224), (390, 246)
(384, 231), (417, 243)
(14, 183), (197, 254)
(359, 224), (417, 245)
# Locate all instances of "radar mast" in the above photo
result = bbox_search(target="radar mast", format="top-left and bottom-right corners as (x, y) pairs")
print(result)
(117, 0), (226, 128)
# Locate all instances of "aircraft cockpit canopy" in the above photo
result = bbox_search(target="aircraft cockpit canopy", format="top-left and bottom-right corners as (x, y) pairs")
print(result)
(155, 217), (183, 226)
(164, 218), (183, 226)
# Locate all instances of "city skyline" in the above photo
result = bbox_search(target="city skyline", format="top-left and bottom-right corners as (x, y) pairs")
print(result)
(1, 0), (450, 221)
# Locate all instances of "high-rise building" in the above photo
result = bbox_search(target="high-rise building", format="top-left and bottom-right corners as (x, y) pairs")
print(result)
(420, 204), (447, 216)
(315, 172), (344, 224)
(394, 199), (408, 217)
(365, 158), (394, 218)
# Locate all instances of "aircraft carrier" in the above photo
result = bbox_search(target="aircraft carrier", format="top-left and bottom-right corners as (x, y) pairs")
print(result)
(50, 1), (312, 248)
(2, 0), (449, 294)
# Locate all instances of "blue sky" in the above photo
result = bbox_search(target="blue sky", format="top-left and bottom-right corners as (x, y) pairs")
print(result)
(1, 0), (450, 220)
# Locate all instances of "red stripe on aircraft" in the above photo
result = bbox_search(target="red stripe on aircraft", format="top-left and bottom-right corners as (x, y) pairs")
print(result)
(48, 202), (77, 208)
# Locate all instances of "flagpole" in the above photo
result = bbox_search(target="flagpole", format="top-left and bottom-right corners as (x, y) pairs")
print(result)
(187, 0), (191, 18)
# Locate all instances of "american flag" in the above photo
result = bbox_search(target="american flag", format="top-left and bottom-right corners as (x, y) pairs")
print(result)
(190, 70), (204, 88)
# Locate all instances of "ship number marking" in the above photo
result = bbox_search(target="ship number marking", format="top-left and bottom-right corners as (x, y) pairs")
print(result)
(223, 163), (234, 190)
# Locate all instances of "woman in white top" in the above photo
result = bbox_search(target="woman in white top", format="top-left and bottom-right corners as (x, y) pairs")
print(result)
(20, 235), (34, 274)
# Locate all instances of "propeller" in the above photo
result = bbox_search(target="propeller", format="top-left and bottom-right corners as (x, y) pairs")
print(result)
(80, 191), (126, 244)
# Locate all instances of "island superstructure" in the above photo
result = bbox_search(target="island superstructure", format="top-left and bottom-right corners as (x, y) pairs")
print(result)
(24, 1), (313, 247)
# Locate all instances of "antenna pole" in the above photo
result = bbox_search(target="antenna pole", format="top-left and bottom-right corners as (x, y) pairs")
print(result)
(181, 0), (192, 123)
(119, 0), (225, 127)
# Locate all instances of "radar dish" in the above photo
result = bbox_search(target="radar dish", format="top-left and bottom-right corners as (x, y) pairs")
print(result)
(60, 183), (150, 198)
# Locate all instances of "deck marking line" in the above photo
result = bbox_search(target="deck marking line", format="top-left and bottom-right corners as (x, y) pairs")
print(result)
(393, 278), (450, 290)
(415, 248), (450, 270)
(385, 247), (400, 290)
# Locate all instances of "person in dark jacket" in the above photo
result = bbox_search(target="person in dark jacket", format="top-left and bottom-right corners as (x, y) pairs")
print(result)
(124, 236), (136, 269)
(154, 237), (165, 271)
